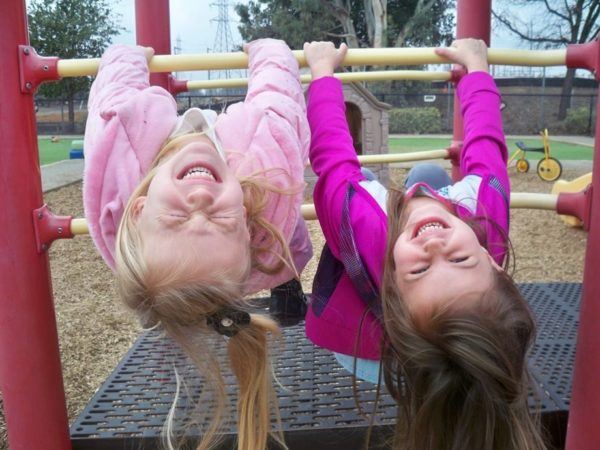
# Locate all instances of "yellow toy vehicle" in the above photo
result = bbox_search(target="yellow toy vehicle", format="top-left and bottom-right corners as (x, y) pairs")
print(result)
(508, 129), (563, 181)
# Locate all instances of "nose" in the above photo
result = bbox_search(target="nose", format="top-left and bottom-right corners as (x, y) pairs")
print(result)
(185, 188), (214, 210)
(422, 236), (446, 255)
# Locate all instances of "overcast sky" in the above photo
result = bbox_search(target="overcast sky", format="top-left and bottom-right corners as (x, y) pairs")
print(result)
(55, 1), (570, 79)
(109, 0), (533, 48)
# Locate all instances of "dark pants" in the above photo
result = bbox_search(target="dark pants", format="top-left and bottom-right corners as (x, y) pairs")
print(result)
(404, 163), (452, 190)
(269, 278), (307, 325)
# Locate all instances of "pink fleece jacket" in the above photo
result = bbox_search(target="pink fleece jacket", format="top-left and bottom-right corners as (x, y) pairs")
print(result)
(83, 39), (312, 294)
(305, 72), (509, 359)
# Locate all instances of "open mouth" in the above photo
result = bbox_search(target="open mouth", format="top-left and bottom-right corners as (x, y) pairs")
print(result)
(178, 163), (219, 182)
(412, 218), (449, 239)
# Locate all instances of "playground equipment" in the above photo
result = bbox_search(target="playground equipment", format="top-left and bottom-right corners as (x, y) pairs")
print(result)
(63, 191), (568, 238)
(69, 139), (84, 159)
(552, 172), (593, 227)
(1, 0), (599, 449)
(508, 129), (563, 181)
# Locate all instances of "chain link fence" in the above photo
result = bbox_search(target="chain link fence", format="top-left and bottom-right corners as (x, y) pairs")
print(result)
(35, 89), (597, 136)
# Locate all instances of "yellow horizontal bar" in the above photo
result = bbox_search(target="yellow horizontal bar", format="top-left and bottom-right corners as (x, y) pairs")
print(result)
(186, 70), (452, 90)
(70, 192), (559, 236)
(358, 149), (449, 164)
(56, 47), (568, 78)
(300, 204), (316, 221)
(71, 218), (89, 235)
(510, 192), (558, 210)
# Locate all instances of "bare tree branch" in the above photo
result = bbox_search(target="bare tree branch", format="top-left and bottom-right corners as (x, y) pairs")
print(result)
(325, 31), (357, 38)
(492, 10), (569, 44)
(328, 0), (360, 48)
(393, 0), (437, 47)
(543, 0), (570, 20)
(578, 0), (600, 42)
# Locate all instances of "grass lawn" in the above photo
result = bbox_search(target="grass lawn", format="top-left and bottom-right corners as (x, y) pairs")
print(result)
(389, 137), (593, 161)
(38, 135), (592, 166)
(38, 137), (83, 165)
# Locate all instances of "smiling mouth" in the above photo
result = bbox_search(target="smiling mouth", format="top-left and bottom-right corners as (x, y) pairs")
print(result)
(412, 218), (449, 239)
(178, 164), (218, 182)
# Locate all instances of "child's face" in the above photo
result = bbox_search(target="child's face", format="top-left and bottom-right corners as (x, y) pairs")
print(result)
(133, 135), (250, 282)
(392, 197), (502, 320)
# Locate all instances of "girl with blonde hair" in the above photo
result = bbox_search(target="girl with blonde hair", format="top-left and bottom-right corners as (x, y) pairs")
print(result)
(83, 39), (312, 449)
(303, 39), (546, 449)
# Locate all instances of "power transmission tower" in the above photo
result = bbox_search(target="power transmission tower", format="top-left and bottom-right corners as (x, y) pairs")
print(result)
(210, 0), (243, 80)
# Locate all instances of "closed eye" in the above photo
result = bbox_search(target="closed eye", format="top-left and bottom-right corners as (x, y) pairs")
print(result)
(158, 213), (188, 227)
(449, 256), (469, 263)
(410, 265), (430, 275)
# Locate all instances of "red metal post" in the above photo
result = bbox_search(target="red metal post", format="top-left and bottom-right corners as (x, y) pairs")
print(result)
(0, 1), (71, 449)
(135, 0), (171, 89)
(451, 0), (491, 180)
(565, 87), (600, 450)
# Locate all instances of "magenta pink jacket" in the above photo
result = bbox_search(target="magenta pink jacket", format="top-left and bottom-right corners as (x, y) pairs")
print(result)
(305, 73), (509, 359)
(83, 39), (312, 294)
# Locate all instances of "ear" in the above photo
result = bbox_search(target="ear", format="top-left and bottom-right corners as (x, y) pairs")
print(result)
(482, 246), (503, 272)
(130, 196), (147, 223)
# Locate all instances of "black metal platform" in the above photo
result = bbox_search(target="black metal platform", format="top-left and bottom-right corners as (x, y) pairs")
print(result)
(70, 282), (580, 449)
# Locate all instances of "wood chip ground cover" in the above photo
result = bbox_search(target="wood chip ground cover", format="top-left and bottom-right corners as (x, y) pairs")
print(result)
(0, 166), (590, 448)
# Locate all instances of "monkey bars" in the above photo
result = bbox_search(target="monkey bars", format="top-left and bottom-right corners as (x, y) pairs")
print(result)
(60, 191), (573, 235)
(186, 70), (454, 90)
(55, 48), (568, 78)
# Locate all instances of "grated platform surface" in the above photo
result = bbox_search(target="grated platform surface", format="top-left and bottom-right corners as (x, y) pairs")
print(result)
(71, 282), (579, 449)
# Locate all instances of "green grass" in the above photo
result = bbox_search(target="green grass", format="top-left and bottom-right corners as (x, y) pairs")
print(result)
(389, 137), (593, 161)
(38, 135), (592, 166)
(38, 137), (83, 165)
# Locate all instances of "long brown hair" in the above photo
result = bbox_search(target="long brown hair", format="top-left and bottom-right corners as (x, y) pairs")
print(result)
(379, 187), (546, 450)
(115, 133), (298, 450)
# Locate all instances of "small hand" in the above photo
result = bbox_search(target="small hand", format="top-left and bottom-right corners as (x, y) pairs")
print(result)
(303, 41), (348, 80)
(435, 38), (488, 73)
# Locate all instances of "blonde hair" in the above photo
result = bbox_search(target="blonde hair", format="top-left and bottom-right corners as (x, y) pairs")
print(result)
(378, 187), (546, 450)
(115, 132), (299, 449)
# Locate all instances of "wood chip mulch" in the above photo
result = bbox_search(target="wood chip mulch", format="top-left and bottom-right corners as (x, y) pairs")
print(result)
(0, 165), (591, 448)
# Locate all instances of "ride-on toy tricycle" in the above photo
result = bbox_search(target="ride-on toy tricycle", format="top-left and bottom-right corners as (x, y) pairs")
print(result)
(508, 129), (563, 181)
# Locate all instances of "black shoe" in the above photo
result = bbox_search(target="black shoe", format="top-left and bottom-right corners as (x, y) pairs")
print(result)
(269, 279), (307, 326)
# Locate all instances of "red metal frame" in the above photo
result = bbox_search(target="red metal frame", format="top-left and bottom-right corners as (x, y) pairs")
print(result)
(556, 189), (592, 230)
(0, 1), (71, 449)
(564, 37), (600, 450)
(135, 0), (172, 90)
(168, 74), (189, 95)
(18, 45), (60, 94)
(450, 0), (491, 181)
(32, 205), (75, 253)
(566, 39), (599, 76)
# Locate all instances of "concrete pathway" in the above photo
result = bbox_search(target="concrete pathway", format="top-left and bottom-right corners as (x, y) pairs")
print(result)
(41, 159), (84, 193)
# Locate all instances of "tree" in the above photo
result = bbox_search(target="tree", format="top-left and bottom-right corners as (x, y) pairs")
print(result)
(329, 0), (454, 48)
(236, 0), (344, 50)
(236, 0), (454, 49)
(236, 0), (453, 98)
(28, 0), (123, 132)
(493, 0), (600, 120)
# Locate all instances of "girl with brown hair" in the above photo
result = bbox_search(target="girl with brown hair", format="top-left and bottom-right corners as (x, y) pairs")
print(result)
(303, 39), (546, 449)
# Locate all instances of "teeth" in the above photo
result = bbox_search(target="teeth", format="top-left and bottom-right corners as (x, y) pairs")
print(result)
(416, 222), (444, 237)
(182, 166), (215, 181)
